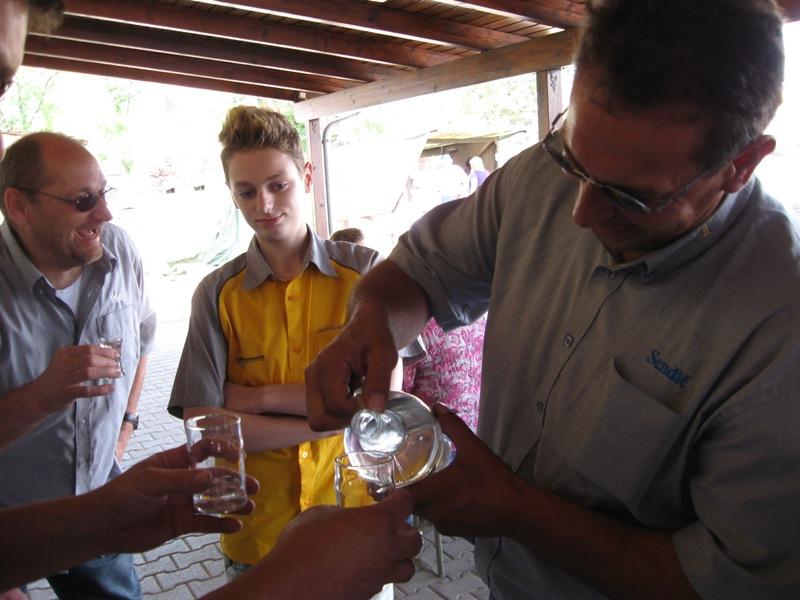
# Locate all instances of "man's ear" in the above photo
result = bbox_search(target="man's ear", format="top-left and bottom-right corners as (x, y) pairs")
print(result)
(721, 135), (776, 193)
(303, 162), (313, 193)
(3, 187), (30, 226)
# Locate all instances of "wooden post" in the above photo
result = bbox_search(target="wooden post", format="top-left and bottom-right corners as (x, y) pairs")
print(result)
(307, 118), (329, 238)
(537, 68), (564, 141)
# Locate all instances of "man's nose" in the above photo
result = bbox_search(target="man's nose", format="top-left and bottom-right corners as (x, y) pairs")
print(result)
(90, 194), (113, 222)
(572, 183), (618, 228)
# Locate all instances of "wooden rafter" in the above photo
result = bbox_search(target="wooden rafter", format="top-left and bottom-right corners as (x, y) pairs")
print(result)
(294, 28), (578, 120)
(63, 0), (459, 69)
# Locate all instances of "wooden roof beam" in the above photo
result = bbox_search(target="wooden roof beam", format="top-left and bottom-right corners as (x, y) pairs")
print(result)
(25, 36), (355, 94)
(293, 29), (578, 121)
(212, 0), (528, 51)
(51, 16), (399, 83)
(444, 0), (583, 29)
(63, 0), (457, 69)
(22, 54), (308, 102)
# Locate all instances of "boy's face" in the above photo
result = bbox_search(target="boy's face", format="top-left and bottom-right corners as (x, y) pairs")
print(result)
(227, 147), (312, 251)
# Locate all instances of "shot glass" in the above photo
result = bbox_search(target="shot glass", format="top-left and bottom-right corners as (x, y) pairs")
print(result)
(334, 450), (395, 508)
(98, 336), (125, 382)
(185, 413), (248, 516)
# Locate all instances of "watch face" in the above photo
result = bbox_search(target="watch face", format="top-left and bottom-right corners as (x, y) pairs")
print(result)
(124, 413), (139, 429)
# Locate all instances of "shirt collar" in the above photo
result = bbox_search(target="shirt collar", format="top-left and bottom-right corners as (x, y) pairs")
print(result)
(242, 226), (339, 290)
(604, 178), (756, 281)
(0, 220), (116, 292)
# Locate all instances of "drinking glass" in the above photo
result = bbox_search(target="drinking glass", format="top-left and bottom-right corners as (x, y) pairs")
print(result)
(98, 336), (125, 378)
(334, 451), (397, 600)
(334, 450), (395, 508)
(185, 413), (248, 516)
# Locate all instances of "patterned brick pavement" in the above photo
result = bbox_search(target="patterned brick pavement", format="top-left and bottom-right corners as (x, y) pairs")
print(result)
(26, 271), (490, 599)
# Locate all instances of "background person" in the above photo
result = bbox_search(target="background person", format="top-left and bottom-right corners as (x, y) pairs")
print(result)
(330, 227), (365, 244)
(466, 156), (490, 195)
(305, 1), (800, 598)
(0, 132), (156, 599)
(402, 315), (485, 433)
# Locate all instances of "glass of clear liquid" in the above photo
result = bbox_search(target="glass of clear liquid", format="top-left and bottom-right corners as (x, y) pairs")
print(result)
(97, 336), (124, 385)
(334, 450), (395, 508)
(185, 413), (248, 516)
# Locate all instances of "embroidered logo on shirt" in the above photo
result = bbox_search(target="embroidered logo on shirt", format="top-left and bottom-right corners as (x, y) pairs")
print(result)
(236, 355), (265, 366)
(646, 349), (691, 388)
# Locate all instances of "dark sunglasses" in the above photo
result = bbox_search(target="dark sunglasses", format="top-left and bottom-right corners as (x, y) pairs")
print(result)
(542, 109), (713, 215)
(17, 187), (115, 212)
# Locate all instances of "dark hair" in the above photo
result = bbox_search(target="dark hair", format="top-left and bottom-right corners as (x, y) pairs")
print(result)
(575, 0), (784, 168)
(27, 0), (64, 34)
(0, 132), (78, 217)
(219, 106), (304, 184)
(330, 228), (365, 244)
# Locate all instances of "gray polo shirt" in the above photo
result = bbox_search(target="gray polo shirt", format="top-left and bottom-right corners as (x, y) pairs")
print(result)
(0, 221), (156, 505)
(390, 142), (800, 599)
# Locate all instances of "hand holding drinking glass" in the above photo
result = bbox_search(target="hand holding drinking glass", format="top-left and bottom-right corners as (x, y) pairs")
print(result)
(185, 413), (248, 516)
(334, 451), (395, 508)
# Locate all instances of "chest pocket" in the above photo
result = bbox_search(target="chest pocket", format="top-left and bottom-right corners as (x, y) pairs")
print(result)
(549, 355), (687, 508)
(96, 305), (136, 377)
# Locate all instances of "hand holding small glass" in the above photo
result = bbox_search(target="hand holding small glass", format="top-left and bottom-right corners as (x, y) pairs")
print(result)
(334, 451), (396, 508)
(185, 413), (249, 516)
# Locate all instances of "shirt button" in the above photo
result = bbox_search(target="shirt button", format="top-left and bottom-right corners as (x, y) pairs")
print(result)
(301, 450), (309, 459)
(536, 401), (545, 414)
(292, 346), (302, 354)
(562, 334), (574, 347)
(301, 498), (310, 508)
(287, 295), (296, 302)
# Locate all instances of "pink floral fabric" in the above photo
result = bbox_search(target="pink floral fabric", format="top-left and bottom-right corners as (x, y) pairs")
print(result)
(402, 316), (486, 432)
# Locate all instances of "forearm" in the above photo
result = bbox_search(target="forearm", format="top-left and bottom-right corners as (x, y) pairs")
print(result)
(351, 260), (430, 350)
(125, 356), (148, 414)
(225, 383), (306, 416)
(202, 553), (289, 600)
(184, 406), (336, 452)
(0, 383), (52, 451)
(0, 493), (108, 589)
(512, 483), (699, 600)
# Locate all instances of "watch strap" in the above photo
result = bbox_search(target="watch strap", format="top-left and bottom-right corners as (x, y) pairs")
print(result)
(123, 412), (140, 430)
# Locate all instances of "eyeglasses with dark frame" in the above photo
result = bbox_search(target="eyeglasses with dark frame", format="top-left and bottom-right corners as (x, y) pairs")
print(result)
(16, 186), (115, 212)
(542, 109), (714, 215)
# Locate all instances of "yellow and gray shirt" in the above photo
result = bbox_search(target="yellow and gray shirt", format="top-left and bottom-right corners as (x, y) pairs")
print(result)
(169, 230), (385, 564)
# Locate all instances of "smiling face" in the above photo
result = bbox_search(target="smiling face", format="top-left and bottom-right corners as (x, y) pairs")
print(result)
(227, 147), (311, 255)
(10, 135), (113, 287)
(563, 70), (733, 262)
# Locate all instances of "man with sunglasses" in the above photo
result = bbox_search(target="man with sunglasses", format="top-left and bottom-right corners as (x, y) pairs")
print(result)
(0, 131), (156, 599)
(306, 0), (800, 598)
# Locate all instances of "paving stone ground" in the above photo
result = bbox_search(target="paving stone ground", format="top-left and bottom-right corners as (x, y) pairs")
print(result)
(25, 269), (490, 599)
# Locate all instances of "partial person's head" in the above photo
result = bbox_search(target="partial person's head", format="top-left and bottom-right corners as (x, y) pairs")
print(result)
(468, 156), (485, 172)
(219, 105), (312, 248)
(330, 228), (365, 245)
(0, 0), (64, 157)
(549, 0), (784, 261)
(0, 132), (113, 283)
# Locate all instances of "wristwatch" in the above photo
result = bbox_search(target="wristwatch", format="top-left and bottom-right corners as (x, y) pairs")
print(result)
(122, 412), (140, 430)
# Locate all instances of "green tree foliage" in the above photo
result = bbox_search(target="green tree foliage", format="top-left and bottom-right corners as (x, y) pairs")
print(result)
(0, 69), (60, 133)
